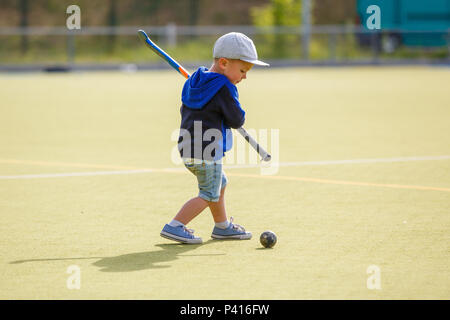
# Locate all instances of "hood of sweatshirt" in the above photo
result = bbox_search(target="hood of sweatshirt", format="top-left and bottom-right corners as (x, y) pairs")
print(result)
(181, 66), (239, 109)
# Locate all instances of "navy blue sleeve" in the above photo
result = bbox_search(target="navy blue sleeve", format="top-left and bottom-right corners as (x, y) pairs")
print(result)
(216, 86), (245, 129)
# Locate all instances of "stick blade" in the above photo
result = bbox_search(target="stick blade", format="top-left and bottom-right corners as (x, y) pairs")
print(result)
(137, 29), (148, 43)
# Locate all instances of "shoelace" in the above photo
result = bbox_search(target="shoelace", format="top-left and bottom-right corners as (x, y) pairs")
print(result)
(229, 217), (246, 233)
(183, 226), (195, 236)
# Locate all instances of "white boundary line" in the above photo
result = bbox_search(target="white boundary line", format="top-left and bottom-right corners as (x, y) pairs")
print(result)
(0, 169), (160, 180)
(0, 155), (449, 180)
(224, 155), (450, 169)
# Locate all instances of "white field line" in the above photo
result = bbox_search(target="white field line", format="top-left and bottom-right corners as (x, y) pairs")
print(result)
(223, 155), (450, 169)
(0, 168), (184, 180)
(0, 169), (158, 180)
(0, 155), (449, 180)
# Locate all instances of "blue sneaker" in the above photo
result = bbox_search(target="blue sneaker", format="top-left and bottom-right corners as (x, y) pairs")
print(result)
(160, 224), (203, 244)
(211, 217), (252, 240)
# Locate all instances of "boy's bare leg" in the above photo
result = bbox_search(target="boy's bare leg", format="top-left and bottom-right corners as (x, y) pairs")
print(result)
(172, 186), (227, 225)
(208, 186), (227, 223)
(173, 197), (208, 225)
(208, 185), (251, 239)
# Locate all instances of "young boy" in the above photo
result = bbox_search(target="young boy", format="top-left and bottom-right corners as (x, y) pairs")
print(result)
(160, 32), (269, 244)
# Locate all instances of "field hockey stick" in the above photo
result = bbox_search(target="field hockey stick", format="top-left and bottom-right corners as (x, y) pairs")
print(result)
(138, 29), (271, 162)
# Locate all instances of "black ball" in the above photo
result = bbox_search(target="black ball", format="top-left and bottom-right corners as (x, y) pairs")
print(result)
(260, 231), (277, 248)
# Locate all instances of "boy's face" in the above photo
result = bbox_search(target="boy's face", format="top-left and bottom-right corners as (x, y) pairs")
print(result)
(220, 58), (254, 85)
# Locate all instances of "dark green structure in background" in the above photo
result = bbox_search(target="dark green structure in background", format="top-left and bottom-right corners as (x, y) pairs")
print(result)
(357, 0), (450, 47)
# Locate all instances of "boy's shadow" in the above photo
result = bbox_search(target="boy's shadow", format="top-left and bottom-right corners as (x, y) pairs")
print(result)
(10, 240), (224, 273)
(93, 241), (222, 272)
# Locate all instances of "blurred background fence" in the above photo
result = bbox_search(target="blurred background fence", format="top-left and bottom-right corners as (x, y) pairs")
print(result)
(0, 0), (449, 71)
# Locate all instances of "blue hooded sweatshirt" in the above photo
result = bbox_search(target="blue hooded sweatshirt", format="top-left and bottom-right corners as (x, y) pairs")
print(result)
(178, 67), (245, 161)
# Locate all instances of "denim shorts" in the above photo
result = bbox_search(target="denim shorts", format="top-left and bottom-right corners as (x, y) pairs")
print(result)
(183, 158), (228, 202)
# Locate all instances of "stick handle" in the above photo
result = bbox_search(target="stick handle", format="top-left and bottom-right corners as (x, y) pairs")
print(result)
(236, 127), (271, 162)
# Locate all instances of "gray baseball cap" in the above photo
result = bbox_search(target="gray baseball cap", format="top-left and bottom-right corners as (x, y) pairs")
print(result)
(213, 32), (269, 67)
